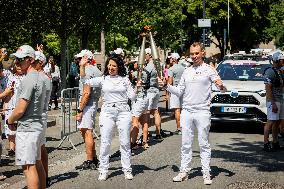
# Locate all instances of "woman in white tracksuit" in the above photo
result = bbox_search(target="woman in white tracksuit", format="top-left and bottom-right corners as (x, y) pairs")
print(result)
(83, 54), (139, 181)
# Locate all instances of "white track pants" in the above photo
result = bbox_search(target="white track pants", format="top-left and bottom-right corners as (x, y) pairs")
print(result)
(179, 109), (211, 174)
(98, 104), (132, 174)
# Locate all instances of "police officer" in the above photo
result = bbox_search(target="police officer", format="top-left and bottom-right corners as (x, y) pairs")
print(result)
(168, 53), (185, 135)
(7, 45), (46, 189)
(83, 54), (140, 181)
(75, 50), (101, 170)
(159, 42), (225, 185)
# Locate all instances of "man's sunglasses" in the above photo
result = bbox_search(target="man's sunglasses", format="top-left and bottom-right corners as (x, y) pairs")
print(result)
(15, 57), (28, 63)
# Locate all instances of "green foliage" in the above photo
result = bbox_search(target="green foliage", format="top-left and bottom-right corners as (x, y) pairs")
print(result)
(106, 33), (129, 53)
(0, 0), (283, 64)
(42, 33), (61, 56)
(265, 1), (284, 50)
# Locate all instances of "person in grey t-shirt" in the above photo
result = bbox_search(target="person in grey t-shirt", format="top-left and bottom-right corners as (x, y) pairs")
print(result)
(263, 53), (284, 152)
(168, 53), (185, 135)
(35, 49), (52, 186)
(7, 45), (47, 189)
(75, 50), (102, 170)
(130, 60), (151, 150)
(142, 48), (163, 140)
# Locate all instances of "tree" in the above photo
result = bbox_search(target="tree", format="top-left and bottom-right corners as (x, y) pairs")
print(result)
(265, 1), (284, 50)
(183, 0), (277, 58)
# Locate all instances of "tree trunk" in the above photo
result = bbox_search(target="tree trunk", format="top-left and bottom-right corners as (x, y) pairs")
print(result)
(60, 37), (67, 89)
(100, 24), (106, 72)
(81, 27), (89, 49)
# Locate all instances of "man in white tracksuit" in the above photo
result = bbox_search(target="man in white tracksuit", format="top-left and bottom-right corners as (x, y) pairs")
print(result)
(159, 42), (225, 185)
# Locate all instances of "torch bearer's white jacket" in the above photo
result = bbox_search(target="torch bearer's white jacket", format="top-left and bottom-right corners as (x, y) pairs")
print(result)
(167, 63), (220, 112)
(83, 75), (136, 104)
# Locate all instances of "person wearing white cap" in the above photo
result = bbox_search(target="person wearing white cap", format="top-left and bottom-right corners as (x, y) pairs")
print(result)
(142, 47), (164, 140)
(34, 49), (52, 187)
(3, 54), (25, 158)
(81, 54), (140, 181)
(7, 45), (47, 189)
(75, 49), (101, 170)
(263, 52), (284, 152)
(158, 42), (225, 185)
(168, 52), (185, 135)
(130, 58), (151, 150)
(0, 52), (15, 182)
(114, 48), (124, 57)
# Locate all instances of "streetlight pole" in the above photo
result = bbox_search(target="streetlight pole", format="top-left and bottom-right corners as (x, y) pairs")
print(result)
(227, 0), (230, 53)
(202, 0), (206, 46)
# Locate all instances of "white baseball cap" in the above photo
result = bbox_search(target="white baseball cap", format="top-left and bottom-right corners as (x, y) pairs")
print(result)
(114, 48), (124, 56)
(145, 48), (152, 55)
(75, 49), (94, 59)
(12, 45), (35, 59)
(170, 53), (180, 60)
(35, 51), (47, 64)
(272, 51), (282, 62)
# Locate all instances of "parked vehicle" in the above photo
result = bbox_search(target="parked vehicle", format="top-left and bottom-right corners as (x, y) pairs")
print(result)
(211, 60), (271, 124)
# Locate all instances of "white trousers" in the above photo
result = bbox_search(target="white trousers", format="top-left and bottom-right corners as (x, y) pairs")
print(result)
(180, 109), (211, 174)
(98, 104), (132, 174)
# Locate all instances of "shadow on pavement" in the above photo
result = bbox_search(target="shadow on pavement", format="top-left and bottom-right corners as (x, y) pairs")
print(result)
(210, 122), (263, 134)
(107, 164), (169, 179)
(3, 168), (23, 179)
(49, 171), (79, 186)
(212, 138), (284, 172)
(109, 129), (174, 162)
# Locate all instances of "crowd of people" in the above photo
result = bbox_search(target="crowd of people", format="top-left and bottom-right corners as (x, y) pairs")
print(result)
(0, 41), (282, 188)
(71, 42), (225, 184)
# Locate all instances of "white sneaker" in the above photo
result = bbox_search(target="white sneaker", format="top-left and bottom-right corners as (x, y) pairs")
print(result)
(124, 172), (134, 180)
(173, 172), (188, 182)
(203, 173), (212, 185)
(98, 172), (107, 181)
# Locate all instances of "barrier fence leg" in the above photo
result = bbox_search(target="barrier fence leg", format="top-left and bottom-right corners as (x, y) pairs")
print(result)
(68, 136), (77, 150)
(57, 136), (67, 149)
(57, 135), (77, 150)
(93, 130), (100, 140)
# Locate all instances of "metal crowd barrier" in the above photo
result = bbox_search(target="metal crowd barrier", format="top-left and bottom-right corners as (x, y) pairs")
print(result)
(57, 87), (100, 150)
(57, 87), (80, 150)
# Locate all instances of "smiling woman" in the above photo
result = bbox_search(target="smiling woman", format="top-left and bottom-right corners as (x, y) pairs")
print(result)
(103, 54), (127, 77)
(80, 53), (141, 181)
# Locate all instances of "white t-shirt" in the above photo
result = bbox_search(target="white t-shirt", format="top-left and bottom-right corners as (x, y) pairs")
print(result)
(167, 63), (220, 112)
(85, 75), (136, 104)
(6, 74), (24, 112)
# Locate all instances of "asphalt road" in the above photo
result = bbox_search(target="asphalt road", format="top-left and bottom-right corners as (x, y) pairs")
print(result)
(3, 118), (283, 189)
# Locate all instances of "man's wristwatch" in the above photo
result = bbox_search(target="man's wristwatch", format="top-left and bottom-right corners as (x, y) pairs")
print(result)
(77, 109), (83, 113)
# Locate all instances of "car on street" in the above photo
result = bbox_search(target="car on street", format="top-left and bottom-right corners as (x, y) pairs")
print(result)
(211, 59), (271, 124)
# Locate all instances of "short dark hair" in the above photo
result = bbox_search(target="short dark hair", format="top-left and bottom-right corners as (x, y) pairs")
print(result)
(104, 54), (127, 77)
(190, 42), (205, 51)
